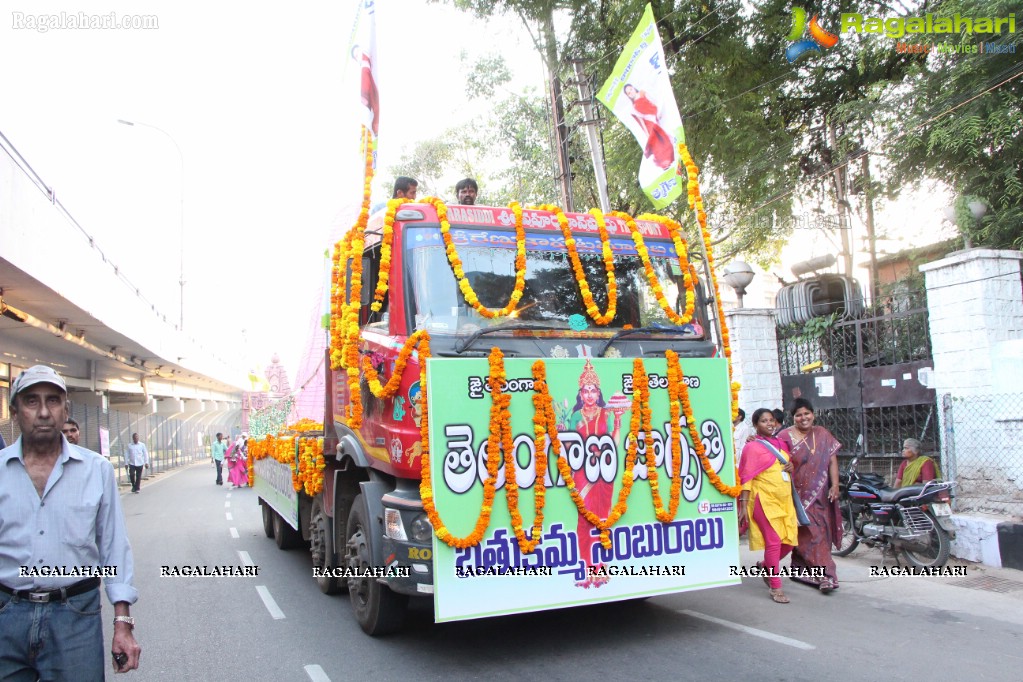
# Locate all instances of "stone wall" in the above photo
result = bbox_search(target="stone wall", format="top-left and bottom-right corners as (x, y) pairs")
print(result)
(724, 308), (783, 415)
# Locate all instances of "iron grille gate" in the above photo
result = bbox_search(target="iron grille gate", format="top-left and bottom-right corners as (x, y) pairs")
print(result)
(776, 294), (939, 462)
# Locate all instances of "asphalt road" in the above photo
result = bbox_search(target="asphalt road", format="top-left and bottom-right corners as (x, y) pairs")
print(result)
(106, 462), (1023, 681)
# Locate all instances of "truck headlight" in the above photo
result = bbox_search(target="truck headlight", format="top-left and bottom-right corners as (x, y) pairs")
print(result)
(410, 514), (433, 543)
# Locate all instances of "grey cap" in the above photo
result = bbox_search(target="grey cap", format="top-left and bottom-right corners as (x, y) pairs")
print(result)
(10, 365), (67, 407)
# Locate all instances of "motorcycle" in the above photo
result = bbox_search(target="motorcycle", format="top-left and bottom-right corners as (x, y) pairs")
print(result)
(832, 438), (955, 569)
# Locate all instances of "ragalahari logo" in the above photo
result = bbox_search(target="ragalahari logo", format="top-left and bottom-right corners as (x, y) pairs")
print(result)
(786, 7), (840, 62)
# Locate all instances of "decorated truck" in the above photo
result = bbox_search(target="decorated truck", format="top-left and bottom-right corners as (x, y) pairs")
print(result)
(255, 180), (743, 635)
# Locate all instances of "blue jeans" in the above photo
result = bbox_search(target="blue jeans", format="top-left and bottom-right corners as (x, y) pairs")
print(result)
(0, 587), (104, 681)
(215, 459), (223, 484)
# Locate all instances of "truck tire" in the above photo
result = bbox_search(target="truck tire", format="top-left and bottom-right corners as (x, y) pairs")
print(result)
(311, 497), (342, 594)
(273, 510), (302, 550)
(261, 503), (275, 539)
(346, 494), (408, 635)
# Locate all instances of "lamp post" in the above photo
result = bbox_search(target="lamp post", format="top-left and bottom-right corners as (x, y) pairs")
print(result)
(966, 200), (987, 250)
(118, 119), (185, 331)
(722, 261), (756, 309)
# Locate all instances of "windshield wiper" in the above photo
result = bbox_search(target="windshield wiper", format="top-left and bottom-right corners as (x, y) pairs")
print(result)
(454, 322), (560, 354)
(596, 324), (684, 358)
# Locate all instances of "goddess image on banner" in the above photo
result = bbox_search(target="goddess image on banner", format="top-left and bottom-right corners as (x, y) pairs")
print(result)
(597, 3), (685, 209)
(559, 360), (629, 588)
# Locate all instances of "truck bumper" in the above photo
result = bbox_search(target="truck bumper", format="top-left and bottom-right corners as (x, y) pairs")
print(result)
(380, 495), (434, 597)
(381, 535), (434, 597)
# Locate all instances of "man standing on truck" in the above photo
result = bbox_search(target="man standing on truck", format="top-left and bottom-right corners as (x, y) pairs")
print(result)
(455, 178), (478, 205)
(393, 176), (418, 200)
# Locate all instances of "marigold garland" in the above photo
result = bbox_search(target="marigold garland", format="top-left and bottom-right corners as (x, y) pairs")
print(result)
(328, 127), (375, 428)
(667, 350), (741, 498)
(362, 329), (428, 399)
(678, 142), (739, 421)
(419, 342), (502, 548)
(550, 358), (645, 549)
(536, 204), (618, 325)
(418, 197), (526, 318)
(636, 212), (697, 325)
(609, 210), (696, 326)
(369, 197), (404, 312)
(645, 353), (687, 520)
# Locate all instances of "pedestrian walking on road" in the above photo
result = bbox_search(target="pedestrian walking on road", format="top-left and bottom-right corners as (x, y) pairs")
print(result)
(227, 433), (249, 488)
(0, 364), (142, 677)
(738, 409), (799, 604)
(779, 398), (843, 593)
(125, 432), (150, 493)
(212, 432), (227, 485)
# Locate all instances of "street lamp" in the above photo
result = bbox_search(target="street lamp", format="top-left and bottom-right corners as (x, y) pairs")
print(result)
(967, 200), (987, 250)
(722, 261), (756, 309)
(118, 119), (186, 330)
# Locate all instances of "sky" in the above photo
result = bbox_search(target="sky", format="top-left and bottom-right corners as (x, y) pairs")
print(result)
(1, 0), (542, 382)
(1, 1), (957, 384)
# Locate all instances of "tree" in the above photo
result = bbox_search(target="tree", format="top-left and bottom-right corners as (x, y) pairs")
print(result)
(877, 0), (1023, 249)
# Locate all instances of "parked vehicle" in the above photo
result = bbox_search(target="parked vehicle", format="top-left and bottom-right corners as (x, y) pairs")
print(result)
(833, 438), (955, 568)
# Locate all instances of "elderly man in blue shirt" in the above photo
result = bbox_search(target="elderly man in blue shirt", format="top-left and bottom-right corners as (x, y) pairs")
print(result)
(0, 365), (141, 677)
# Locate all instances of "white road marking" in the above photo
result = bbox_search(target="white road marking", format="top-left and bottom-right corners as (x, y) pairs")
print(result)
(226, 512), (233, 521)
(304, 665), (331, 682)
(237, 551), (254, 567)
(225, 501), (230, 508)
(230, 527), (239, 538)
(256, 586), (285, 620)
(678, 609), (815, 650)
(226, 493), (232, 498)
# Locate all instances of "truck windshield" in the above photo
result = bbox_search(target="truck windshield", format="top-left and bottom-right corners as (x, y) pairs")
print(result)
(405, 226), (704, 337)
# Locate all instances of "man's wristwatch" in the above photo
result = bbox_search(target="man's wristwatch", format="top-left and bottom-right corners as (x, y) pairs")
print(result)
(113, 616), (135, 628)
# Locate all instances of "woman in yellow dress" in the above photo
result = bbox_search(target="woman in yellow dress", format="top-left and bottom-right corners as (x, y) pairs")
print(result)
(738, 408), (799, 603)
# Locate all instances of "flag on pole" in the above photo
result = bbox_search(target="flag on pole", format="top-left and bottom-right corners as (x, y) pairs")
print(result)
(349, 0), (379, 162)
(597, 3), (685, 209)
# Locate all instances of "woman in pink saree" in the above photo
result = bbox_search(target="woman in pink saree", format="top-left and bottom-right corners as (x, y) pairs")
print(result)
(779, 398), (843, 592)
(226, 435), (249, 488)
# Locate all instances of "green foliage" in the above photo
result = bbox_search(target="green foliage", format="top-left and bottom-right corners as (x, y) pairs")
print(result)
(425, 0), (1020, 261)
(783, 311), (840, 344)
(877, 0), (1023, 249)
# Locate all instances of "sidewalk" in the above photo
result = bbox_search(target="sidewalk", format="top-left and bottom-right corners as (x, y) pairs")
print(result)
(739, 535), (1023, 626)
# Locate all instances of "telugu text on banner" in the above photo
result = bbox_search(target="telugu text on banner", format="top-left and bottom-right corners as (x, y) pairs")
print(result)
(426, 356), (739, 622)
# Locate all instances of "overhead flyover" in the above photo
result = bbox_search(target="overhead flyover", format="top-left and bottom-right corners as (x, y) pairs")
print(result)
(0, 130), (243, 430)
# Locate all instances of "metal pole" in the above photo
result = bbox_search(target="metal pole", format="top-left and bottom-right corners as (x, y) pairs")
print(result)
(571, 60), (610, 212)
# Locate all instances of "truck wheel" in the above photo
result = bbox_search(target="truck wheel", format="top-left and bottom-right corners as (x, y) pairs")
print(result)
(261, 503), (275, 539)
(346, 494), (408, 635)
(311, 497), (341, 594)
(273, 510), (302, 550)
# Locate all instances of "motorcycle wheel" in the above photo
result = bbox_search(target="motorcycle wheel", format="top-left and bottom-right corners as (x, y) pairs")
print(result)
(831, 503), (859, 557)
(899, 511), (951, 568)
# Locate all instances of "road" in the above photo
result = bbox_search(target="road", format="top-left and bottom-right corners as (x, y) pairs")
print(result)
(108, 462), (1023, 681)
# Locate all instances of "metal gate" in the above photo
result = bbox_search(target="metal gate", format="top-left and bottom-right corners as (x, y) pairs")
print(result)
(776, 292), (939, 459)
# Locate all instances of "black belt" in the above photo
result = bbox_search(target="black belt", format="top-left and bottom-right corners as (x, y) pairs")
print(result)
(0, 576), (101, 603)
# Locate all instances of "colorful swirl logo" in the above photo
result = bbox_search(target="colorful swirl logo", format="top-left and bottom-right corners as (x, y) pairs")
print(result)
(785, 7), (839, 63)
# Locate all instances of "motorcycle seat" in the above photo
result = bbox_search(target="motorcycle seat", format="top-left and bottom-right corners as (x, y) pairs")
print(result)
(877, 484), (926, 503)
